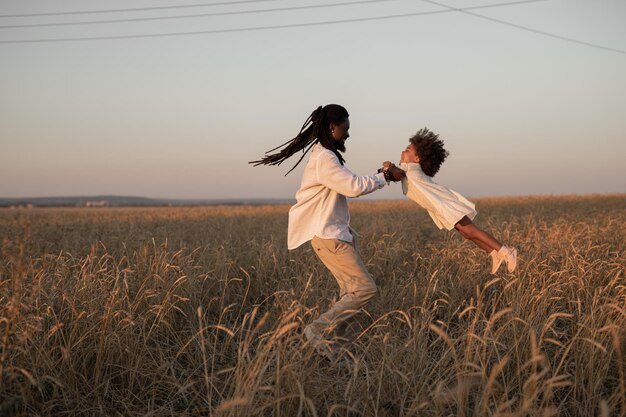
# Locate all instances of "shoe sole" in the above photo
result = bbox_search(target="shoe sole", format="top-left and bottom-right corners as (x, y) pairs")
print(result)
(506, 248), (518, 273)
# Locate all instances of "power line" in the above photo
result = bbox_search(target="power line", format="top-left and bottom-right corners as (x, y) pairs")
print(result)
(0, 0), (293, 18)
(0, 0), (549, 44)
(1, 0), (624, 55)
(0, 0), (400, 29)
(423, 0), (626, 55)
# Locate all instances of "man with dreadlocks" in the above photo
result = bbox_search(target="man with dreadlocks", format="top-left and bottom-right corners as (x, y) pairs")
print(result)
(250, 104), (404, 361)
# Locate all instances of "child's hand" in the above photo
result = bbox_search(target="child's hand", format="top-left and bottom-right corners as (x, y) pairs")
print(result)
(387, 165), (406, 181)
(379, 162), (406, 182)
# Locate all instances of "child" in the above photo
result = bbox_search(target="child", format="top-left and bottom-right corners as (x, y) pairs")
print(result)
(387, 127), (517, 274)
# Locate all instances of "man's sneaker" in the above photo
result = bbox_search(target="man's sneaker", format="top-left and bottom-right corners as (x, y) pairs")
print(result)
(304, 325), (323, 345)
(304, 326), (334, 359)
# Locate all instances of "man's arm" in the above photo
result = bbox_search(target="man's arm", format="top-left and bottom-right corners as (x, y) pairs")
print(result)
(316, 151), (385, 198)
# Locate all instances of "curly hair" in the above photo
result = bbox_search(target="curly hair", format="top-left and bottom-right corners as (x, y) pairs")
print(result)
(409, 127), (449, 177)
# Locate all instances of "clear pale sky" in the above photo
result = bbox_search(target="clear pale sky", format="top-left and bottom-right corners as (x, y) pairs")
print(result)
(1, 0), (625, 200)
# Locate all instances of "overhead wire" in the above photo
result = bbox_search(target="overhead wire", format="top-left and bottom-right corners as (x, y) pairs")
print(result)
(422, 0), (626, 55)
(0, 0), (623, 55)
(0, 0), (549, 44)
(0, 0), (304, 18)
(0, 0), (400, 29)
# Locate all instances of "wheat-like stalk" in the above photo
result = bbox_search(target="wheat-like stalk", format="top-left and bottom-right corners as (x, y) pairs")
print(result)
(0, 195), (624, 416)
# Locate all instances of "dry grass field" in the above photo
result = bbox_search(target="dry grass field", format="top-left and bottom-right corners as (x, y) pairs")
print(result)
(1, 195), (625, 417)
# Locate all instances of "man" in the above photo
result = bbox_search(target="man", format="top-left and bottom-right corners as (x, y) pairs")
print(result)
(251, 104), (404, 359)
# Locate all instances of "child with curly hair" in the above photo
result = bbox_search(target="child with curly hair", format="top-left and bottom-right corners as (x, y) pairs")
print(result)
(386, 127), (517, 274)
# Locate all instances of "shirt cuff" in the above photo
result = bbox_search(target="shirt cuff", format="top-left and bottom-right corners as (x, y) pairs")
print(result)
(375, 172), (387, 187)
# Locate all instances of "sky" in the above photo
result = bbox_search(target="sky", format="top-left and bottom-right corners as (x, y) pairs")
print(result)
(1, 0), (625, 200)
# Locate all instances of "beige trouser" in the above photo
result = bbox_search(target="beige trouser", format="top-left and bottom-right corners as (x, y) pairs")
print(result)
(307, 235), (378, 341)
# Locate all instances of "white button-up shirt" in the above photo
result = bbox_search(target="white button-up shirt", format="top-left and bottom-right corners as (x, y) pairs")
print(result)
(400, 162), (477, 230)
(287, 144), (386, 250)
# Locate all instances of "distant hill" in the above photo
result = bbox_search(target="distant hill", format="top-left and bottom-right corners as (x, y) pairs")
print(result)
(0, 196), (295, 208)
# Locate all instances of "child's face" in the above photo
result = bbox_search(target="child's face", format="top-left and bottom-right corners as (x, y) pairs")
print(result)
(400, 143), (420, 163)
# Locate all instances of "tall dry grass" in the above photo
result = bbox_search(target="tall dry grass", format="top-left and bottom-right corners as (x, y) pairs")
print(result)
(0, 195), (624, 417)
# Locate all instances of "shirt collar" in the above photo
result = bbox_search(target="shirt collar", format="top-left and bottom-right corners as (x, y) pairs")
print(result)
(402, 162), (422, 171)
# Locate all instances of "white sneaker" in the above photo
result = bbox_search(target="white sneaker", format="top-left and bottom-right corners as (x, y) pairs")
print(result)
(503, 246), (517, 273)
(304, 325), (336, 361)
(303, 325), (319, 342)
(490, 249), (504, 274)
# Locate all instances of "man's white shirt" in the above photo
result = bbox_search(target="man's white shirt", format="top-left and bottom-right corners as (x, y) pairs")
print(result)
(287, 144), (386, 250)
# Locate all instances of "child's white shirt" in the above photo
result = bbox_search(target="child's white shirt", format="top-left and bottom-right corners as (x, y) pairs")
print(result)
(400, 162), (477, 230)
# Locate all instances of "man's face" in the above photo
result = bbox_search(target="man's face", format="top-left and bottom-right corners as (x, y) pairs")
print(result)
(330, 118), (350, 152)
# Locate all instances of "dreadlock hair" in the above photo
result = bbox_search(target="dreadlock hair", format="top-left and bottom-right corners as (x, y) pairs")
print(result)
(409, 127), (449, 177)
(249, 104), (349, 175)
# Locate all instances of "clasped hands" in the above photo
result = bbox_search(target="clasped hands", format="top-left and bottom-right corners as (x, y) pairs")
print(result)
(378, 161), (406, 182)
